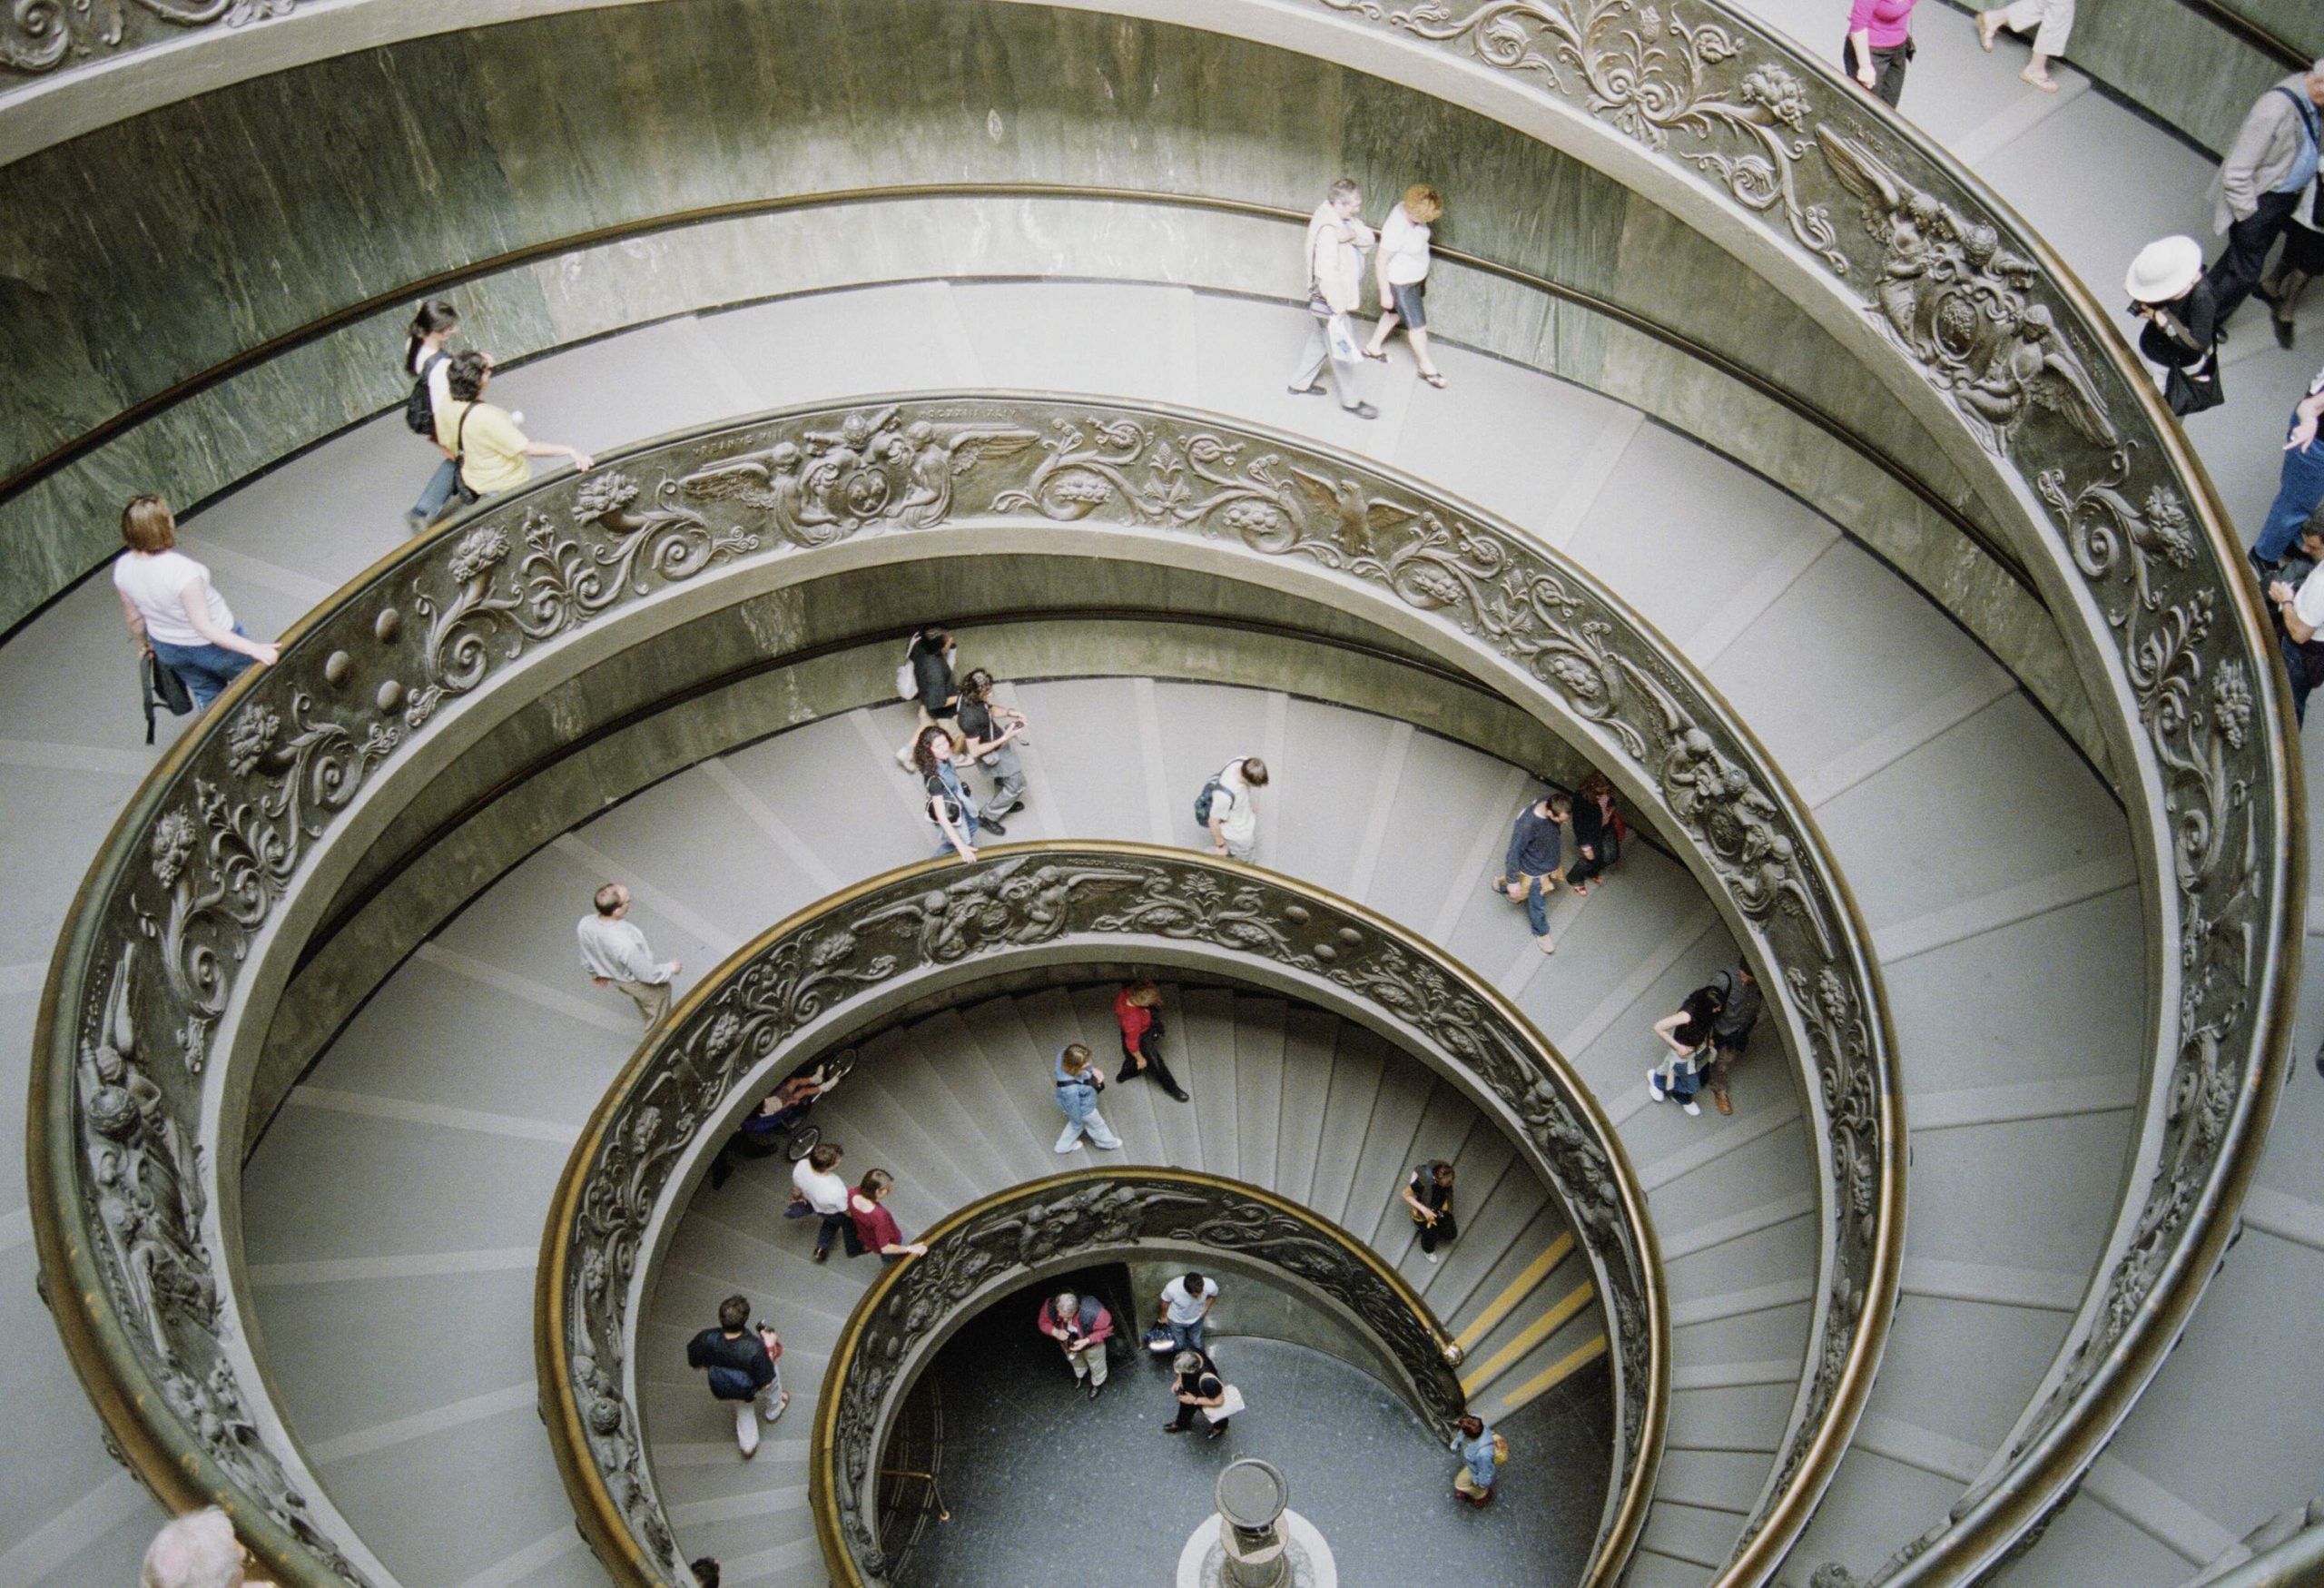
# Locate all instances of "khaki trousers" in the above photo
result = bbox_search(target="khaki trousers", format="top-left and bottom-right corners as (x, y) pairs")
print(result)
(612, 977), (672, 1030)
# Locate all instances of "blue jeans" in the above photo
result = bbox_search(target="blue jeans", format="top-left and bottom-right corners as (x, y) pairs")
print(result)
(411, 457), (459, 526)
(1167, 1317), (1206, 1356)
(150, 627), (256, 712)
(931, 809), (981, 859)
(2284, 636), (2315, 726)
(2256, 416), (2324, 565)
(1520, 873), (1552, 938)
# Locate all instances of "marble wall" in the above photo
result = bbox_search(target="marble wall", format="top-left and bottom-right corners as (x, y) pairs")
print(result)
(2064, 0), (2313, 155)
(0, 0), (2000, 621)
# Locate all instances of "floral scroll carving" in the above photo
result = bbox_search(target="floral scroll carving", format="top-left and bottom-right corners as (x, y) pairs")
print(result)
(1, 0), (290, 76)
(1295, 0), (2290, 1579)
(51, 393), (1881, 1588)
(822, 1174), (1468, 1572)
(547, 850), (1651, 1586)
(1318, 0), (1846, 271)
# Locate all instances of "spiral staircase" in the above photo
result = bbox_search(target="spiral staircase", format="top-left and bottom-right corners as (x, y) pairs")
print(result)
(5, 2), (2321, 1588)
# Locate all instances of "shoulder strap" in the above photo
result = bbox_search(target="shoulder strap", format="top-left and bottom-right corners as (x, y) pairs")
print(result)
(454, 402), (473, 459)
(2275, 85), (2320, 142)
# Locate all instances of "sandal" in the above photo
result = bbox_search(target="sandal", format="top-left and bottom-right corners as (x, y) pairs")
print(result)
(1977, 10), (2002, 49)
(1361, 349), (1390, 363)
(2020, 65), (2058, 91)
(1421, 370), (1448, 389)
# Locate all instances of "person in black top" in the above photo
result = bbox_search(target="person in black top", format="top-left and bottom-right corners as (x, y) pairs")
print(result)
(1704, 964), (1765, 1117)
(2126, 238), (2221, 417)
(686, 1294), (784, 1458)
(893, 626), (963, 767)
(691, 1561), (722, 1588)
(956, 667), (1029, 822)
(1566, 773), (1622, 894)
(1164, 1348), (1231, 1438)
(1401, 1160), (1459, 1261)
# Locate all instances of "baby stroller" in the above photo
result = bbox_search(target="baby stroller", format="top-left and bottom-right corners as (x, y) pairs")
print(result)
(707, 1051), (856, 1189)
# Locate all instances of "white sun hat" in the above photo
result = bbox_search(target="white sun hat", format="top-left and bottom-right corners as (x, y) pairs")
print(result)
(2124, 235), (2205, 304)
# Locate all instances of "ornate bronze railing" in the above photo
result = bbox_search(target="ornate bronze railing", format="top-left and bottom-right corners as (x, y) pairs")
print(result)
(535, 846), (1650, 1587)
(10, 2), (2301, 1583)
(813, 1169), (1477, 1582)
(28, 391), (1897, 1587)
(1286, 1), (2295, 1579)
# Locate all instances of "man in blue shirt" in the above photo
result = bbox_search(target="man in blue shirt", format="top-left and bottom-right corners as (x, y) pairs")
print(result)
(1498, 792), (1570, 954)
(1452, 1414), (1499, 1507)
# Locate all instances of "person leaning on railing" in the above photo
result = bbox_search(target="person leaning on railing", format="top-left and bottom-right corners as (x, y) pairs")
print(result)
(431, 349), (592, 509)
(113, 494), (281, 715)
(2264, 503), (2324, 727)
(2250, 367), (2324, 577)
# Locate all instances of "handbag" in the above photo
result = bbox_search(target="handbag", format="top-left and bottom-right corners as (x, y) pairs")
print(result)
(1144, 1325), (1177, 1356)
(1205, 1383), (1246, 1423)
(894, 634), (920, 702)
(142, 652), (194, 745)
(2165, 351), (2224, 418)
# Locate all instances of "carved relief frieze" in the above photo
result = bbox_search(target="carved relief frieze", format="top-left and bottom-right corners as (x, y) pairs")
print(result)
(2, 0), (291, 76)
(547, 852), (1654, 1585)
(50, 395), (1891, 1588)
(1290, 0), (2288, 1579)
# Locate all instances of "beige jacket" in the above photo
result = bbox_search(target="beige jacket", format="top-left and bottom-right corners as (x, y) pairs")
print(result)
(1305, 202), (1374, 315)
(2212, 73), (2321, 232)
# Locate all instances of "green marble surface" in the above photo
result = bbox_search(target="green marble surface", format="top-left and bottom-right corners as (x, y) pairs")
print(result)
(1, 0), (1997, 630)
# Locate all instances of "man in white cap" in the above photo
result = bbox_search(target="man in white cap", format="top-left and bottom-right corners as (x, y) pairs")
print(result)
(2206, 62), (2324, 330)
(2126, 237), (2220, 412)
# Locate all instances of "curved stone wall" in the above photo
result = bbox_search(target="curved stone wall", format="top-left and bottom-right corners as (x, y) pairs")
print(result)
(0, 0), (2015, 646)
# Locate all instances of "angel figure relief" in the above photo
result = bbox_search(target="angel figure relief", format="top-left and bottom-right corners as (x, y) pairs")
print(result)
(78, 946), (219, 1359)
(895, 419), (1040, 528)
(1816, 127), (2112, 453)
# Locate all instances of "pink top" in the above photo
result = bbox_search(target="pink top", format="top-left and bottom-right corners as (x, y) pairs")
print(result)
(1847, 0), (1916, 47)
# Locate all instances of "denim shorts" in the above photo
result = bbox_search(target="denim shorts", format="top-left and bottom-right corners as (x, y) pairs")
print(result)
(1389, 280), (1427, 330)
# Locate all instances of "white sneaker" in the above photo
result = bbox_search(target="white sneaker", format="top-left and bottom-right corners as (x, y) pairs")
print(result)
(1537, 935), (1557, 955)
(1681, 1100), (1701, 1117)
(1425, 1251), (1440, 1265)
(1646, 1072), (1667, 1103)
(764, 1392), (789, 1424)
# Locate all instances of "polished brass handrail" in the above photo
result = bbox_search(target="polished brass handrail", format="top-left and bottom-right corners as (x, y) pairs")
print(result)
(808, 1168), (1482, 1582)
(535, 843), (1661, 1587)
(1283, 0), (2299, 1580)
(29, 390), (1892, 1588)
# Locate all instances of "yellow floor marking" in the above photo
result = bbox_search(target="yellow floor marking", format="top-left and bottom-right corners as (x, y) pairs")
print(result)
(1453, 1231), (1575, 1350)
(1459, 1279), (1594, 1396)
(1490, 1334), (1610, 1417)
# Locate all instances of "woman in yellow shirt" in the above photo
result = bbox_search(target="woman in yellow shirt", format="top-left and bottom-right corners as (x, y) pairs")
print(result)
(432, 350), (594, 504)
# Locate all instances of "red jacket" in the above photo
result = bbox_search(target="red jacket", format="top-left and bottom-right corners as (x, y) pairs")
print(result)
(1036, 1295), (1115, 1346)
(1116, 989), (1154, 1049)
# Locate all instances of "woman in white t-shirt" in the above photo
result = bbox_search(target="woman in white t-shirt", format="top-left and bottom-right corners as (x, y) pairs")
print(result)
(113, 495), (279, 712)
(1362, 182), (1447, 388)
(404, 300), (462, 533)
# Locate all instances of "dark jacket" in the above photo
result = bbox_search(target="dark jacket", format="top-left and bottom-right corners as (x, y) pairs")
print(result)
(1709, 968), (1764, 1048)
(1503, 802), (1563, 879)
(1571, 794), (1620, 855)
(910, 633), (956, 714)
(2138, 283), (2218, 370)
(687, 1327), (775, 1400)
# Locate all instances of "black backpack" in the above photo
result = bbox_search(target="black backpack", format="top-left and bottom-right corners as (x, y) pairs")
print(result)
(1193, 764), (1236, 826)
(142, 652), (193, 745)
(403, 351), (448, 436)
